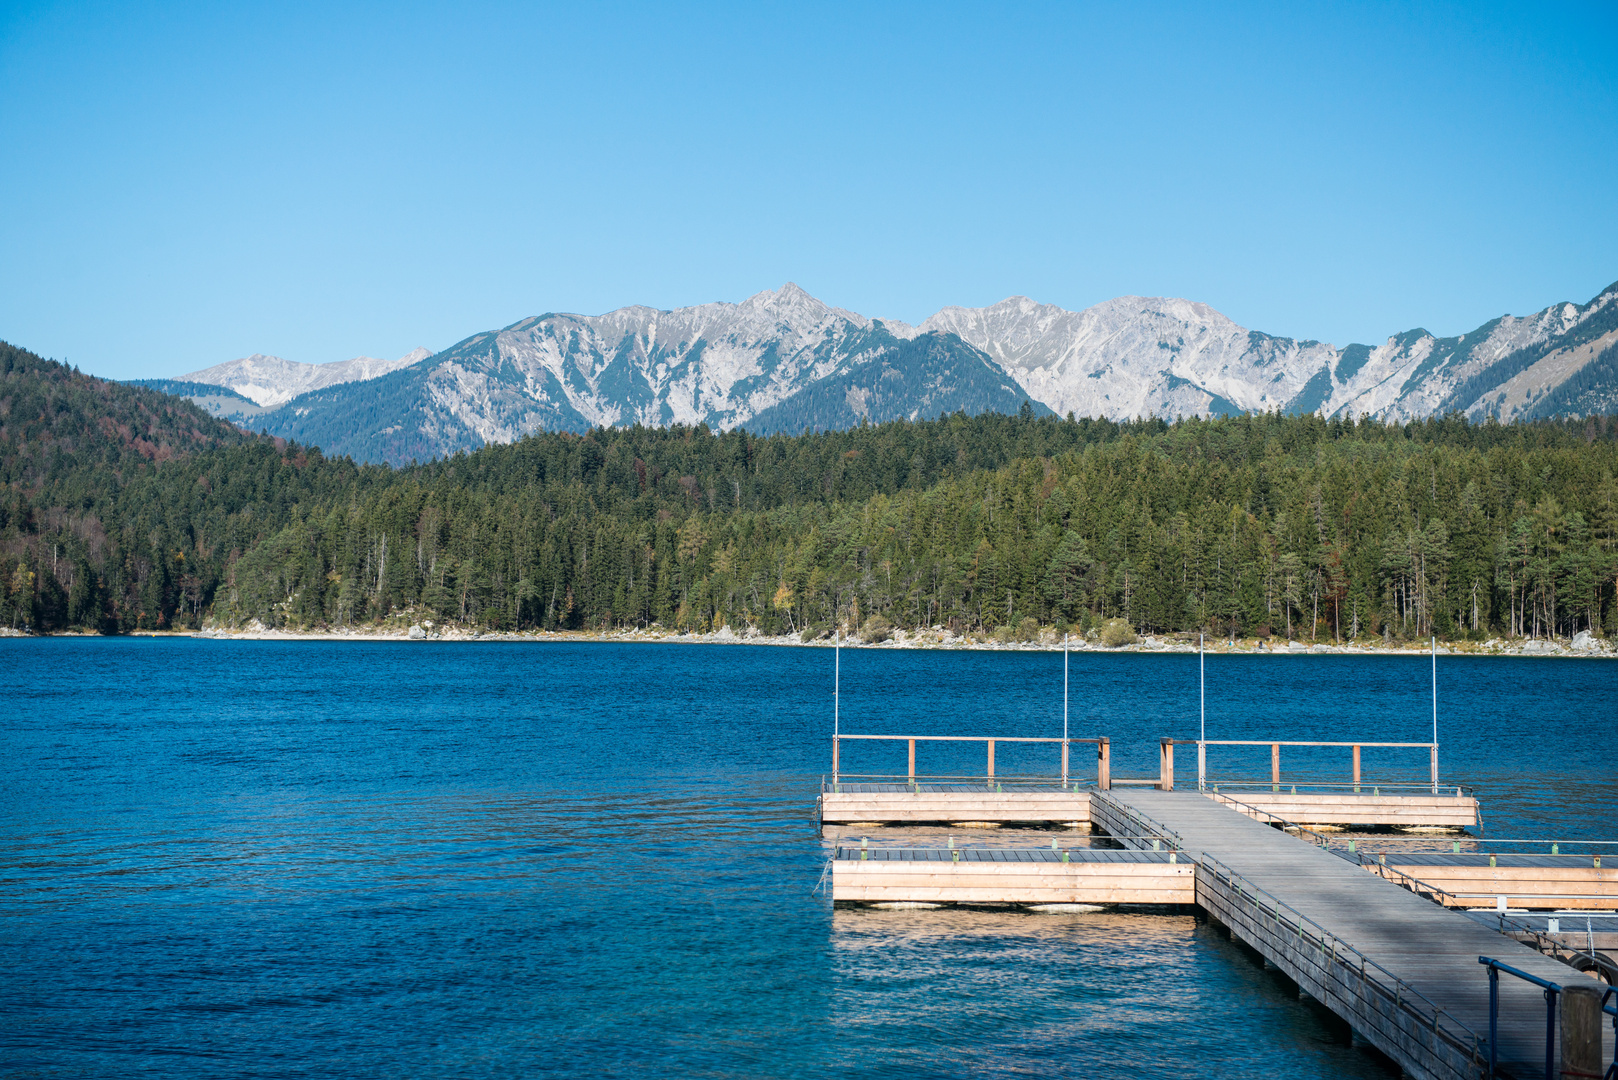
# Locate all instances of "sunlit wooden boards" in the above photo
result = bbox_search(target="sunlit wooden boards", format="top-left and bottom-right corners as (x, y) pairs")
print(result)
(1211, 790), (1480, 827)
(830, 847), (1193, 904)
(1373, 855), (1618, 910)
(820, 788), (1091, 825)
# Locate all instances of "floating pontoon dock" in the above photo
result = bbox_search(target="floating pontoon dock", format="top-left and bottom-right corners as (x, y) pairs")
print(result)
(830, 845), (1192, 905)
(824, 735), (1614, 1079)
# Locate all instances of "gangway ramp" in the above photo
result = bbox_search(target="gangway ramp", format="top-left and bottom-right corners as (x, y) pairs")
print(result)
(1093, 788), (1613, 1080)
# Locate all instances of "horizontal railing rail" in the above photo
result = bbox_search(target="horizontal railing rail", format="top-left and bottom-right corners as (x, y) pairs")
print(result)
(1344, 839), (1616, 861)
(830, 839), (1189, 862)
(1345, 853), (1466, 904)
(1089, 789), (1188, 853)
(832, 733), (1110, 789)
(1171, 737), (1445, 795)
(821, 773), (1093, 793)
(1206, 779), (1473, 797)
(1206, 792), (1340, 848)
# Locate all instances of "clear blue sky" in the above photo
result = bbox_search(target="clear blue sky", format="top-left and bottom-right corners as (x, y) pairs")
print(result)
(3, 1), (1615, 380)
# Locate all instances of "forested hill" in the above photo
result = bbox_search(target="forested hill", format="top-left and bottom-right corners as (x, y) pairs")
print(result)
(2, 338), (1617, 642)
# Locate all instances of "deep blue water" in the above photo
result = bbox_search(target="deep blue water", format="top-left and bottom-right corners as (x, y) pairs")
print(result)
(2, 639), (1614, 1078)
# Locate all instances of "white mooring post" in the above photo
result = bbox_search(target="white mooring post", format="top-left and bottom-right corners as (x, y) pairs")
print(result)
(1198, 632), (1206, 791)
(1431, 634), (1438, 794)
(1062, 632), (1069, 783)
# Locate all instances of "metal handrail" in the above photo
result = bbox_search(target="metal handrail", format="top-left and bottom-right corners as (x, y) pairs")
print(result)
(1200, 853), (1485, 1065)
(1205, 792), (1340, 848)
(1349, 853), (1465, 905)
(831, 842), (1188, 862)
(1491, 914), (1618, 983)
(1477, 956), (1618, 1080)
(1089, 789), (1188, 853)
(1206, 779), (1473, 795)
(1096, 792), (1484, 1068)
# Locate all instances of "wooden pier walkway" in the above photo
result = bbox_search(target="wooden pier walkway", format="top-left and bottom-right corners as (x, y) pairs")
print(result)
(1093, 788), (1613, 1080)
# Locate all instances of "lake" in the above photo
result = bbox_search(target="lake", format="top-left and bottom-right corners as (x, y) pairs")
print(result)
(2, 638), (1613, 1078)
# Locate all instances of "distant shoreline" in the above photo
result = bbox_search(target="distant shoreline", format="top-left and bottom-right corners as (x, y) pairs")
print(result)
(10, 624), (1608, 658)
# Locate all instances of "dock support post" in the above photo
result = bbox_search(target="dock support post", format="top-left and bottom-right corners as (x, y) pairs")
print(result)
(1561, 984), (1602, 1080)
(1061, 740), (1068, 785)
(1352, 745), (1361, 792)
(1097, 739), (1110, 791)
(1430, 744), (1439, 796)
(1159, 739), (1174, 791)
(908, 739), (915, 781)
(986, 740), (995, 779)
(832, 736), (839, 783)
(1271, 743), (1280, 791)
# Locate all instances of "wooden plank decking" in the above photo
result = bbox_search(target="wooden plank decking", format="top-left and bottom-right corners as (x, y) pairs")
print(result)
(1093, 789), (1613, 1080)
(1211, 789), (1480, 827)
(821, 783), (1091, 825)
(831, 846), (1193, 904)
(1373, 853), (1618, 910)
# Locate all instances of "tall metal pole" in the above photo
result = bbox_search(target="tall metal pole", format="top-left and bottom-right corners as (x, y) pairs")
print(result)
(1062, 632), (1069, 783)
(1199, 632), (1206, 791)
(1431, 634), (1438, 794)
(832, 624), (840, 782)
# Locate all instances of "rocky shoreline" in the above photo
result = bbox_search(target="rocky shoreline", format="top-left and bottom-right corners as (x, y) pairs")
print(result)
(5, 616), (1610, 656)
(161, 620), (1617, 657)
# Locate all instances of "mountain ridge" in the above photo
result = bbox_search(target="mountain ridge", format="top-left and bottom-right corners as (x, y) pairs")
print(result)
(165, 281), (1618, 465)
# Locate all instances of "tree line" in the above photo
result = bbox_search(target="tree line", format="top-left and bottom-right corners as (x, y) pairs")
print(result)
(4, 340), (1618, 641)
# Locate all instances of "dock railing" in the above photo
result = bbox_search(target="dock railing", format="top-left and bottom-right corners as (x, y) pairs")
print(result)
(1477, 956), (1617, 1080)
(831, 734), (1110, 790)
(1161, 738), (1444, 794)
(1092, 790), (1486, 1074)
(1203, 853), (1487, 1074)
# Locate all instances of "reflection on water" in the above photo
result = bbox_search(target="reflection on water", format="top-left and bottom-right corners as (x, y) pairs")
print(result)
(2, 638), (1612, 1078)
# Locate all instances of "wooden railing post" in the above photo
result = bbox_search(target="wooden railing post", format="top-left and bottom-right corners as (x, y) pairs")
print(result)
(1430, 744), (1438, 794)
(1352, 745), (1361, 792)
(1061, 739), (1069, 784)
(986, 739), (995, 779)
(1159, 739), (1174, 791)
(1097, 738), (1110, 791)
(908, 738), (915, 780)
(1271, 743), (1280, 791)
(832, 736), (839, 782)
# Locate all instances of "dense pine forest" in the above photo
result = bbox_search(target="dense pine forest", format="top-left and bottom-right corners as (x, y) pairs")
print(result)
(4, 340), (1618, 641)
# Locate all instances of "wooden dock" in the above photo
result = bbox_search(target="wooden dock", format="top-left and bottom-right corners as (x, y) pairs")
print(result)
(1211, 789), (1480, 828)
(1367, 852), (1618, 910)
(821, 783), (1091, 826)
(830, 846), (1192, 905)
(819, 783), (1482, 830)
(1090, 788), (1613, 1080)
(818, 725), (1609, 1075)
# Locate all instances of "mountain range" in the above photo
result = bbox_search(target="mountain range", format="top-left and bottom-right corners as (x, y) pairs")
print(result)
(149, 281), (1618, 465)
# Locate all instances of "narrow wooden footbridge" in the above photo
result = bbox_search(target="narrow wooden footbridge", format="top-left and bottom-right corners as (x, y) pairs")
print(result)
(823, 733), (1616, 1079)
(1093, 787), (1614, 1080)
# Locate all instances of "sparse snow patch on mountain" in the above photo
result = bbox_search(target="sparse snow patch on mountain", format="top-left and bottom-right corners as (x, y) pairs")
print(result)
(179, 347), (432, 406)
